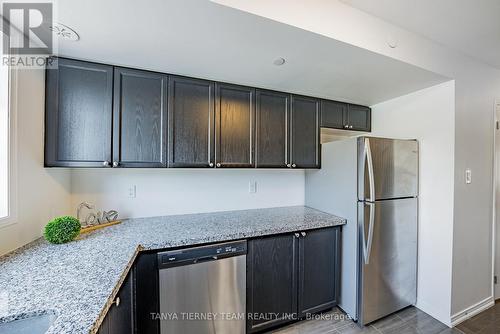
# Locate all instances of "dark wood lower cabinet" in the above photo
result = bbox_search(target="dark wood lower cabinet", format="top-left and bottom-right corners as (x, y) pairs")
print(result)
(247, 227), (341, 333)
(98, 227), (340, 334)
(97, 272), (134, 334)
(298, 227), (340, 317)
(247, 234), (298, 333)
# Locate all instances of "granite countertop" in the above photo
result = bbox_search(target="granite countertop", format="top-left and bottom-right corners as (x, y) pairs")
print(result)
(0, 206), (345, 334)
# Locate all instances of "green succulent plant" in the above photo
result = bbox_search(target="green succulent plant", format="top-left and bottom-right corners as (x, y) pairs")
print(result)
(44, 216), (81, 244)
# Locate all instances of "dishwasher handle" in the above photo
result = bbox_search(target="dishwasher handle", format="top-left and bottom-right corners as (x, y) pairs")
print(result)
(194, 255), (218, 264)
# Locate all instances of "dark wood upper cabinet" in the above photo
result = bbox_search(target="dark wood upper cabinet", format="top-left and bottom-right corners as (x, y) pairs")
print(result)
(45, 57), (371, 169)
(290, 96), (320, 169)
(347, 104), (371, 132)
(320, 100), (347, 129)
(168, 76), (215, 167)
(45, 58), (113, 167)
(247, 234), (298, 333)
(113, 68), (168, 168)
(255, 90), (289, 168)
(320, 101), (371, 132)
(215, 83), (255, 168)
(297, 227), (340, 317)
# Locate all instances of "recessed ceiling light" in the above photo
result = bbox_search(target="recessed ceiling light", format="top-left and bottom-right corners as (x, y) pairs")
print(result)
(50, 23), (80, 41)
(273, 57), (286, 66)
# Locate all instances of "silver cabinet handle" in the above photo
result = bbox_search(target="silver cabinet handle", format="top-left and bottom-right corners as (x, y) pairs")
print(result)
(112, 161), (119, 168)
(209, 162), (214, 167)
(292, 164), (296, 168)
(344, 125), (349, 129)
(349, 125), (353, 129)
(286, 163), (291, 168)
(294, 233), (300, 238)
(103, 161), (110, 167)
(114, 297), (120, 307)
(301, 232), (306, 237)
(216, 163), (221, 168)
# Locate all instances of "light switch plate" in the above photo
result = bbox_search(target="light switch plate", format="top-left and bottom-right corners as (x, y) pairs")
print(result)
(128, 185), (137, 198)
(249, 181), (257, 193)
(465, 169), (472, 184)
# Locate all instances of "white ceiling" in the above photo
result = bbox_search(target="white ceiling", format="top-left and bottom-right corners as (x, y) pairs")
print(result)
(342, 0), (500, 69)
(40, 0), (447, 105)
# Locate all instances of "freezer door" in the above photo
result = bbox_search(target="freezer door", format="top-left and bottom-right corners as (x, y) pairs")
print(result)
(357, 198), (417, 325)
(358, 137), (418, 201)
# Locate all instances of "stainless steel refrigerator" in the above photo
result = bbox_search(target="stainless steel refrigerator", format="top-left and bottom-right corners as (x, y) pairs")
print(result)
(305, 136), (418, 325)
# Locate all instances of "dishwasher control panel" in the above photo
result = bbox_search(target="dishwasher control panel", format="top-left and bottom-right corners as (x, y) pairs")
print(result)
(158, 240), (247, 269)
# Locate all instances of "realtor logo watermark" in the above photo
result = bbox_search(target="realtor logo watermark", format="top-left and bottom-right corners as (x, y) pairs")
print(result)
(1, 2), (54, 68)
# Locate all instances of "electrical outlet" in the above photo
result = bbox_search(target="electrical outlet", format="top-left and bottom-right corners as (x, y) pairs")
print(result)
(128, 185), (137, 198)
(249, 181), (257, 193)
(465, 169), (472, 184)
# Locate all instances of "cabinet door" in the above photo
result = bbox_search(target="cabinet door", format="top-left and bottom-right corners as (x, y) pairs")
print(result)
(320, 100), (347, 129)
(347, 104), (371, 132)
(45, 58), (113, 167)
(298, 227), (340, 317)
(168, 76), (215, 167)
(290, 96), (320, 168)
(113, 68), (168, 167)
(247, 234), (298, 333)
(255, 90), (289, 168)
(215, 83), (255, 167)
(100, 271), (134, 334)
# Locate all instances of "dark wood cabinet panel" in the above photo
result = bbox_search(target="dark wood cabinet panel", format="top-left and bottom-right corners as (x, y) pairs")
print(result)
(347, 104), (371, 132)
(97, 314), (109, 334)
(298, 227), (340, 317)
(247, 234), (298, 333)
(113, 68), (168, 167)
(108, 273), (134, 334)
(255, 90), (289, 168)
(321, 100), (347, 129)
(168, 76), (215, 167)
(45, 58), (113, 167)
(215, 83), (255, 168)
(134, 252), (159, 334)
(290, 96), (320, 168)
(98, 271), (134, 334)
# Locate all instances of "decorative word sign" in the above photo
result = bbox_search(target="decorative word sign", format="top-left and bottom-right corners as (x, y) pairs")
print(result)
(77, 202), (119, 227)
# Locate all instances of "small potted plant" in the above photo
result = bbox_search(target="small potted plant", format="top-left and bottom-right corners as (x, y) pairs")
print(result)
(44, 216), (81, 244)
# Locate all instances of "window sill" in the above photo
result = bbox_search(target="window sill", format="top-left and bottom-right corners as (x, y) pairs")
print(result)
(0, 216), (17, 229)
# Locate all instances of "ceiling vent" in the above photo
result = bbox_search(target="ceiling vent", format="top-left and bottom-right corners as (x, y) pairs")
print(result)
(50, 23), (80, 41)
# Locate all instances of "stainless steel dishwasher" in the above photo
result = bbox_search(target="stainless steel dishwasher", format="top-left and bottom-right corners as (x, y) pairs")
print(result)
(157, 240), (247, 334)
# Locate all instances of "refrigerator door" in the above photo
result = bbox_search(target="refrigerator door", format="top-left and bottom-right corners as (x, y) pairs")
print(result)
(358, 137), (418, 201)
(357, 198), (417, 325)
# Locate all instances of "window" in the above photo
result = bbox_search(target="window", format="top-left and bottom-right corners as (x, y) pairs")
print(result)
(0, 39), (8, 219)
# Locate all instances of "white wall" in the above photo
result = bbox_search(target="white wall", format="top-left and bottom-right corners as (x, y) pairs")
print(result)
(0, 69), (71, 256)
(211, 0), (500, 323)
(371, 81), (455, 325)
(70, 169), (305, 219)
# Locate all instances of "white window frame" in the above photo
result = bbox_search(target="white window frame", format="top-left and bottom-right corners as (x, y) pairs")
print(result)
(0, 38), (18, 229)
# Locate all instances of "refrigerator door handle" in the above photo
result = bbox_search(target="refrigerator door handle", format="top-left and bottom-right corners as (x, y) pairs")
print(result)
(362, 202), (375, 264)
(365, 138), (375, 202)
